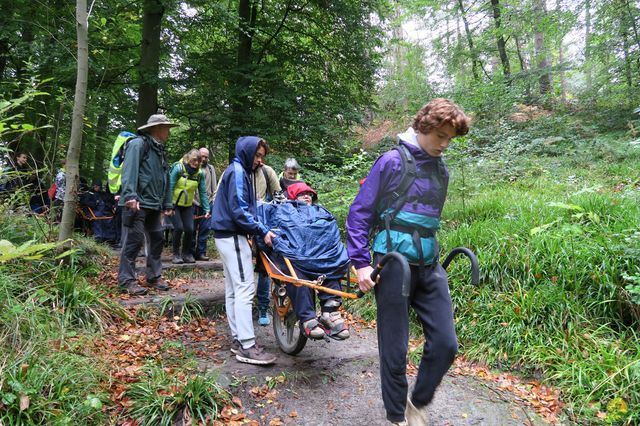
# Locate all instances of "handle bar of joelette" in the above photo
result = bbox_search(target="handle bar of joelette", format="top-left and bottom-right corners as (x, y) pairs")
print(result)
(355, 252), (412, 299)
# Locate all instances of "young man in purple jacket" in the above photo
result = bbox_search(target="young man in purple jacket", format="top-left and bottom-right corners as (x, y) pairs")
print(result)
(346, 99), (471, 425)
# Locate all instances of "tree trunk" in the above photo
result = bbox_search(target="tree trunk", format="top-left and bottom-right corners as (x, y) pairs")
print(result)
(533, 0), (552, 96)
(93, 113), (109, 182)
(456, 0), (481, 81)
(490, 0), (511, 81)
(136, 0), (164, 128)
(58, 0), (88, 242)
(556, 0), (566, 102)
(584, 0), (592, 91)
(229, 0), (258, 161)
(514, 35), (531, 102)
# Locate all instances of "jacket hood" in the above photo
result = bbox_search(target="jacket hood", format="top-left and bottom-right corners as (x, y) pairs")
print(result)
(287, 182), (318, 202)
(235, 136), (262, 171)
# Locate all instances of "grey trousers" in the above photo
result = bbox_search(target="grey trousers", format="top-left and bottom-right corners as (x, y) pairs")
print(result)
(215, 235), (256, 349)
(118, 208), (164, 286)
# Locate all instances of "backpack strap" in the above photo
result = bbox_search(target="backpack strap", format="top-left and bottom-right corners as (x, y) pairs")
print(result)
(382, 144), (417, 252)
(379, 144), (437, 275)
(261, 166), (271, 198)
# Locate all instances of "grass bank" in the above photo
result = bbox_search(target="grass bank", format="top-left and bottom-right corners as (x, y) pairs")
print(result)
(318, 118), (640, 424)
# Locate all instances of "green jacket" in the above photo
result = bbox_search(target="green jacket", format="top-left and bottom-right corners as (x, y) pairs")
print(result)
(118, 135), (172, 210)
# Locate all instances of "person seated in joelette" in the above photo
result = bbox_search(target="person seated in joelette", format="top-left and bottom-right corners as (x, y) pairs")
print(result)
(256, 181), (350, 340)
(275, 181), (350, 340)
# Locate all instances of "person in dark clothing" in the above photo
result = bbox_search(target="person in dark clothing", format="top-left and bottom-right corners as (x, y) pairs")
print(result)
(117, 114), (176, 295)
(211, 136), (277, 366)
(278, 157), (303, 191)
(0, 152), (33, 197)
(346, 99), (471, 425)
(80, 181), (117, 243)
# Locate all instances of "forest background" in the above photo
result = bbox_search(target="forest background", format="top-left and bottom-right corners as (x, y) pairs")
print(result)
(1, 0), (639, 424)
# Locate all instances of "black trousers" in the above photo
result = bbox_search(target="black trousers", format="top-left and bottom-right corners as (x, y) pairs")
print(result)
(171, 205), (194, 256)
(374, 254), (458, 422)
(118, 208), (164, 285)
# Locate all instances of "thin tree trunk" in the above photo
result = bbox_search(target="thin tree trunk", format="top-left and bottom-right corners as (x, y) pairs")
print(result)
(93, 113), (109, 181)
(557, 0), (567, 102)
(136, 0), (164, 127)
(457, 0), (481, 81)
(622, 27), (633, 87)
(514, 35), (531, 102)
(622, 0), (640, 53)
(392, 0), (406, 108)
(229, 0), (257, 161)
(59, 0), (88, 242)
(533, 0), (552, 96)
(490, 0), (511, 81)
(584, 0), (592, 91)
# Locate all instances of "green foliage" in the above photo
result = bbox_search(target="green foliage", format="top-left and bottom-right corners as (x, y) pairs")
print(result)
(126, 363), (232, 426)
(0, 213), (125, 424)
(160, 294), (205, 324)
(622, 268), (640, 305)
(0, 351), (108, 425)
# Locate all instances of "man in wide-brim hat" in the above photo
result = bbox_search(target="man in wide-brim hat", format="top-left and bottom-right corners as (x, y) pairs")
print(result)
(117, 114), (178, 295)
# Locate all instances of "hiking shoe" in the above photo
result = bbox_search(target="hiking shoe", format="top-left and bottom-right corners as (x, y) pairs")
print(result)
(235, 344), (276, 365)
(182, 254), (196, 264)
(120, 282), (148, 296)
(195, 254), (210, 261)
(258, 310), (271, 326)
(302, 319), (325, 340)
(172, 255), (184, 264)
(390, 421), (408, 426)
(405, 398), (429, 426)
(319, 311), (350, 340)
(147, 279), (170, 291)
(230, 339), (241, 355)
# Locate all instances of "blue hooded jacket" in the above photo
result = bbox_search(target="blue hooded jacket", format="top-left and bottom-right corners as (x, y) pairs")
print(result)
(211, 136), (270, 238)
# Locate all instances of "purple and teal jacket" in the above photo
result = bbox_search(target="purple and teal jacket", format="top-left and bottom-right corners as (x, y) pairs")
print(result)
(346, 127), (449, 269)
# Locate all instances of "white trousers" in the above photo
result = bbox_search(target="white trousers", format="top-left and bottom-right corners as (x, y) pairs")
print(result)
(215, 235), (256, 349)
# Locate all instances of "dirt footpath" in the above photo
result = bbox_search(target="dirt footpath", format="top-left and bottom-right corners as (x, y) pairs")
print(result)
(116, 260), (551, 425)
(201, 320), (547, 426)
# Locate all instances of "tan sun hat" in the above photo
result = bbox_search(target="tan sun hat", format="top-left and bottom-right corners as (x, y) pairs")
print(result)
(137, 114), (178, 131)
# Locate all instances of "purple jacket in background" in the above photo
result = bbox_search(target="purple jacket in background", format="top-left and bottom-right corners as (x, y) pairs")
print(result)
(346, 127), (449, 269)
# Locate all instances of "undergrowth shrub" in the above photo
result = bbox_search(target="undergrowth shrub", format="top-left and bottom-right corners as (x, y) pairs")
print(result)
(0, 349), (108, 424)
(0, 213), (125, 424)
(126, 363), (232, 426)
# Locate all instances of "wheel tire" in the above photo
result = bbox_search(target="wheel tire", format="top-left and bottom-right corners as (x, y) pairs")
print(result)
(272, 303), (307, 355)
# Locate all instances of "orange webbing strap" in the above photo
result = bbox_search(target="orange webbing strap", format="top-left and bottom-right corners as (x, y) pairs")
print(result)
(258, 251), (358, 300)
(77, 206), (114, 221)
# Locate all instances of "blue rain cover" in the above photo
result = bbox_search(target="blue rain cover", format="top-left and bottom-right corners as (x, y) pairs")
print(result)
(257, 202), (349, 279)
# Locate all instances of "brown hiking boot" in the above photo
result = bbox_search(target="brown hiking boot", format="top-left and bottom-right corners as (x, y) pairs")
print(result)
(120, 282), (148, 296)
(147, 279), (170, 291)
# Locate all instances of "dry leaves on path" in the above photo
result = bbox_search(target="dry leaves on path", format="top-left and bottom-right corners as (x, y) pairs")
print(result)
(452, 357), (563, 424)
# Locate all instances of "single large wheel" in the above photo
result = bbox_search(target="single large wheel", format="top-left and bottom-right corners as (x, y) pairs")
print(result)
(272, 283), (307, 355)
